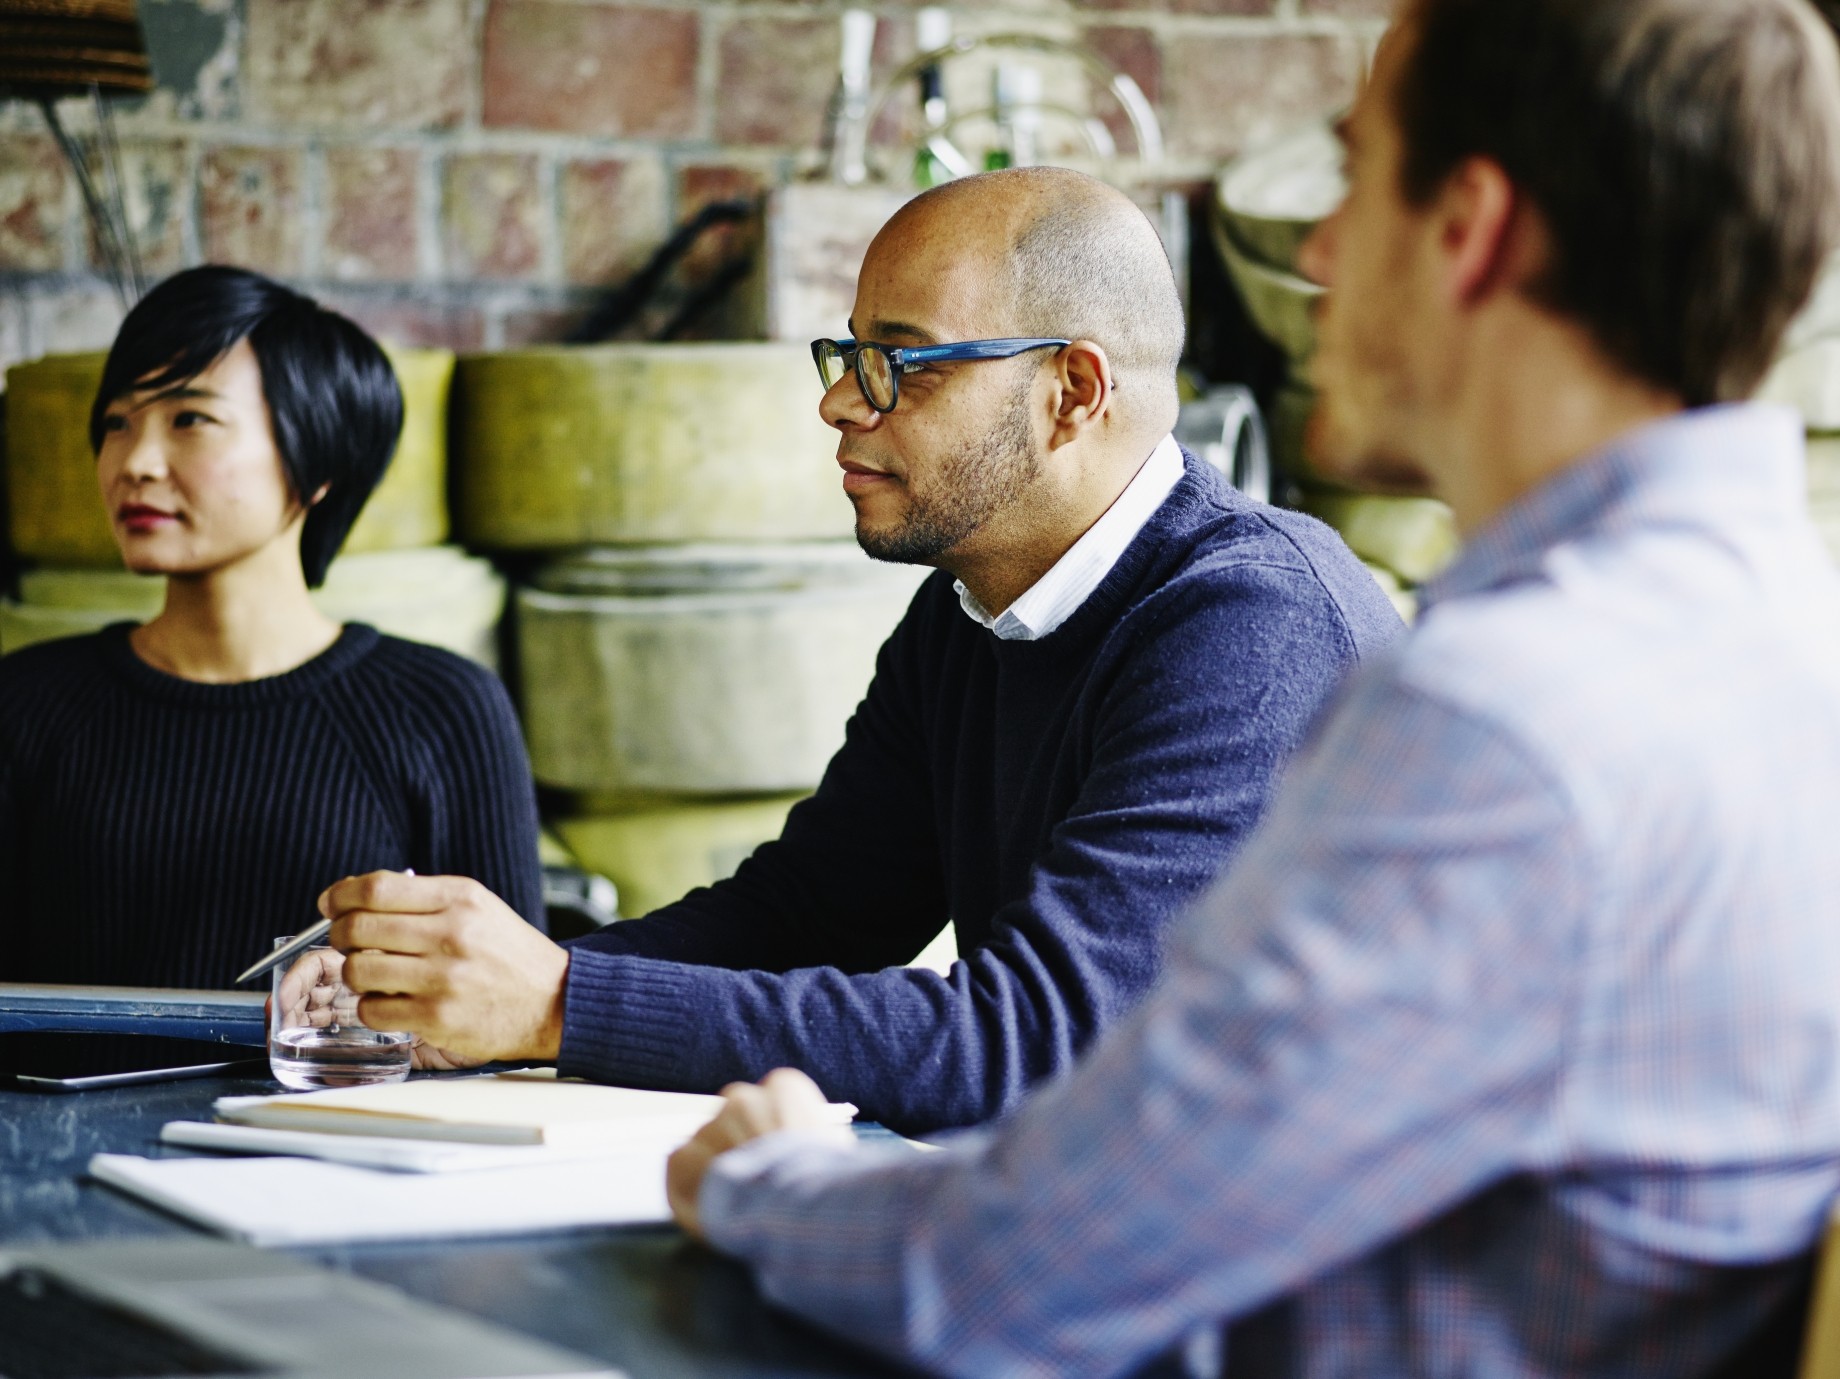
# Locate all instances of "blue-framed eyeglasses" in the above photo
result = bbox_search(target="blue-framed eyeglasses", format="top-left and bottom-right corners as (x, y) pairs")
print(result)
(811, 337), (1072, 414)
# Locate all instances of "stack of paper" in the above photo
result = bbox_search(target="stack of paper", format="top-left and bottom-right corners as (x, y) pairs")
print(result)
(209, 1069), (780, 1148)
(89, 1071), (855, 1246)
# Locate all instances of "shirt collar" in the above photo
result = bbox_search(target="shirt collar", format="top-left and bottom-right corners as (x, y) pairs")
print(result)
(956, 433), (1186, 641)
(1419, 403), (1806, 613)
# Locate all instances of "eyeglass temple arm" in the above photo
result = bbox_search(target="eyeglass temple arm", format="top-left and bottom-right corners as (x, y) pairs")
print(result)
(897, 337), (1073, 363)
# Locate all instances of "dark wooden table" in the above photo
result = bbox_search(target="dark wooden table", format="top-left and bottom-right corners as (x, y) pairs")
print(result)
(0, 1072), (913, 1379)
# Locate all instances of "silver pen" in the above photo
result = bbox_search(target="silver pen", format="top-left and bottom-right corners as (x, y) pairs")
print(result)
(234, 869), (413, 985)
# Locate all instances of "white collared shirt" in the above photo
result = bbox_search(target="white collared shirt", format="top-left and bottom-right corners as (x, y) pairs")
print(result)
(955, 433), (1185, 641)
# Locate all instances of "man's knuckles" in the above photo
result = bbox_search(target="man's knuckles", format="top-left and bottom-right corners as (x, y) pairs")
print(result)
(328, 871), (395, 914)
(445, 906), (489, 954)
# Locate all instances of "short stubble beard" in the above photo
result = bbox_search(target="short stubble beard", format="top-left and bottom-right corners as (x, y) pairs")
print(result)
(855, 371), (1042, 566)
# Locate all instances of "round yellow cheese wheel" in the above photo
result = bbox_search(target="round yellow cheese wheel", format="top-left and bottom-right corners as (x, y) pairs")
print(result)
(344, 346), (454, 552)
(551, 793), (809, 920)
(1215, 123), (1344, 276)
(516, 542), (924, 795)
(4, 346), (453, 566)
(452, 344), (855, 549)
(1297, 489), (1460, 586)
(4, 353), (114, 565)
(1209, 210), (1321, 364)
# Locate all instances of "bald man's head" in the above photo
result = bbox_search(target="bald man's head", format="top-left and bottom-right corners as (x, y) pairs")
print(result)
(828, 168), (1189, 581)
(885, 167), (1187, 431)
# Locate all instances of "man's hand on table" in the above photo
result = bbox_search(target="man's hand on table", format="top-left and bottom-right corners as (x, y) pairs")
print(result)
(319, 872), (571, 1066)
(667, 1068), (854, 1240)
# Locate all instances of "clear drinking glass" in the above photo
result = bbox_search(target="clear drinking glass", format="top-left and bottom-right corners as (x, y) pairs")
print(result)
(268, 938), (413, 1091)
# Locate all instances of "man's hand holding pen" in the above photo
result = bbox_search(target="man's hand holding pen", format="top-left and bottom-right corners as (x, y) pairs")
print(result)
(319, 871), (572, 1066)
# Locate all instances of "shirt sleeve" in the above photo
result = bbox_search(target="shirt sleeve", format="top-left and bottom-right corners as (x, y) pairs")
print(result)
(696, 673), (1590, 1377)
(559, 565), (1379, 1132)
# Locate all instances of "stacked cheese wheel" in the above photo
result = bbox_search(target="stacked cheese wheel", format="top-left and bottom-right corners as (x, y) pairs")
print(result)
(1213, 123), (1460, 615)
(455, 344), (922, 917)
(452, 344), (852, 549)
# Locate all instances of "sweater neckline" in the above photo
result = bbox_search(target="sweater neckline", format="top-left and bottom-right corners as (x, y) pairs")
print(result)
(986, 451), (1220, 655)
(98, 621), (381, 708)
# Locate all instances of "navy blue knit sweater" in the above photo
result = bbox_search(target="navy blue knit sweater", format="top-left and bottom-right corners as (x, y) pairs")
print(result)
(560, 454), (1403, 1132)
(0, 623), (545, 989)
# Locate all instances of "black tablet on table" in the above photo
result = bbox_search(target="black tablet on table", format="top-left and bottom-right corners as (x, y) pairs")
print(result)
(0, 1031), (268, 1091)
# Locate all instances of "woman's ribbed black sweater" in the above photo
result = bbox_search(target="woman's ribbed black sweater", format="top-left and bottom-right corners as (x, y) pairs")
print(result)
(0, 623), (544, 989)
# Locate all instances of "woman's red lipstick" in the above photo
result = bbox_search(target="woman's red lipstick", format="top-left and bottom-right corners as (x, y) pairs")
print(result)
(117, 503), (178, 534)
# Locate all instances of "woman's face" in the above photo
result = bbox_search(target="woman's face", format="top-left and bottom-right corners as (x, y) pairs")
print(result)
(96, 337), (309, 578)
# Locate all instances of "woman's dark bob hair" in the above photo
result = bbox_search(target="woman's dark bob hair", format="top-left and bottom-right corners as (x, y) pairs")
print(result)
(89, 265), (404, 587)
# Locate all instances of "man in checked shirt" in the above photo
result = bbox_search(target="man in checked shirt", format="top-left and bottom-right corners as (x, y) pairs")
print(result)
(662, 0), (1840, 1375)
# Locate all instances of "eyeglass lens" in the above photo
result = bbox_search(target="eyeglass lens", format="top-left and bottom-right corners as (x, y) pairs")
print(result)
(857, 346), (896, 410)
(816, 341), (899, 411)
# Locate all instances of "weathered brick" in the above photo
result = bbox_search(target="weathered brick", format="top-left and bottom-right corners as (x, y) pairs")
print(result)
(677, 163), (765, 283)
(499, 303), (595, 346)
(30, 286), (126, 354)
(200, 145), (304, 274)
(1303, 0), (1396, 17)
(1087, 25), (1162, 106)
(483, 2), (699, 138)
(319, 292), (486, 350)
(0, 137), (68, 272)
(1079, 0), (1271, 13)
(246, 0), (471, 130)
(325, 146), (420, 281)
(1085, 25), (1162, 156)
(660, 163), (768, 339)
(1165, 33), (1361, 161)
(560, 157), (669, 286)
(715, 17), (838, 150)
(680, 164), (766, 218)
(88, 141), (189, 277)
(443, 152), (545, 281)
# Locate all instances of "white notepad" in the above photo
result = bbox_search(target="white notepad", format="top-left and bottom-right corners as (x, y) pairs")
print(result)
(88, 1150), (674, 1246)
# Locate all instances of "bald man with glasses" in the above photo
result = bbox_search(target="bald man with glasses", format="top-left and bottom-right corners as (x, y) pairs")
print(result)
(323, 167), (1402, 1133)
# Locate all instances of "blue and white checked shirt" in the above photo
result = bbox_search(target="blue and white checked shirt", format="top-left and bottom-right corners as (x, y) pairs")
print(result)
(701, 404), (1840, 1378)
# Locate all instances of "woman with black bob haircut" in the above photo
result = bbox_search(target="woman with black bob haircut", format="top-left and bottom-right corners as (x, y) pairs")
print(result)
(90, 263), (404, 589)
(0, 265), (545, 991)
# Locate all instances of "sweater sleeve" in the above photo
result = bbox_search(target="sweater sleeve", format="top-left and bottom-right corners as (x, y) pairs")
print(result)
(560, 564), (1377, 1132)
(408, 652), (548, 934)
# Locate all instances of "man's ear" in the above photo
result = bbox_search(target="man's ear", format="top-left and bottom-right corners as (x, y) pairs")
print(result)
(1047, 341), (1115, 450)
(1439, 156), (1525, 307)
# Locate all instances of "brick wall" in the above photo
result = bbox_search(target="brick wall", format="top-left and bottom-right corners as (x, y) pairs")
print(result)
(0, 0), (1386, 370)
